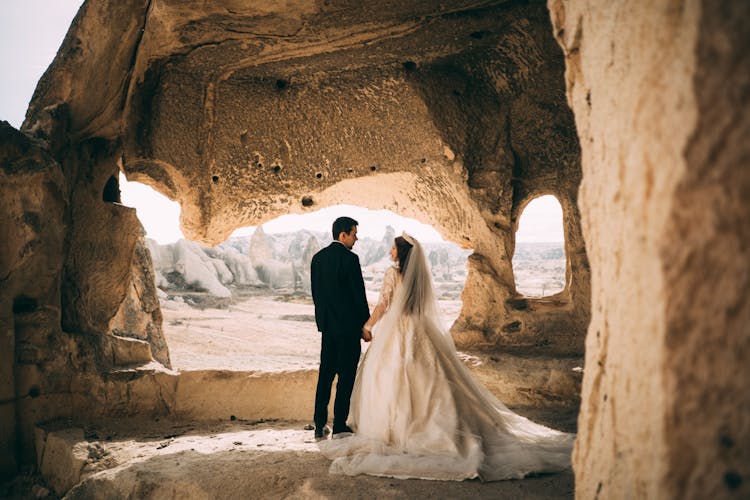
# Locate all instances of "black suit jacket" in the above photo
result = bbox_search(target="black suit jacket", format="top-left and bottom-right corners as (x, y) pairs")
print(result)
(311, 242), (370, 336)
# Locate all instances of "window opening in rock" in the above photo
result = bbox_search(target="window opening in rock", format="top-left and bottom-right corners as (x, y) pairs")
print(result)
(102, 175), (120, 203)
(119, 172), (184, 244)
(118, 172), (471, 372)
(159, 211), (470, 371)
(12, 296), (38, 315)
(512, 195), (566, 298)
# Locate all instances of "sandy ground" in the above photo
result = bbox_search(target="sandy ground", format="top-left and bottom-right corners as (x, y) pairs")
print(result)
(1, 295), (575, 499)
(162, 294), (462, 372)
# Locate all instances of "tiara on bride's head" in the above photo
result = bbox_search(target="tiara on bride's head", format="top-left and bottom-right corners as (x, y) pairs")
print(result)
(401, 231), (417, 245)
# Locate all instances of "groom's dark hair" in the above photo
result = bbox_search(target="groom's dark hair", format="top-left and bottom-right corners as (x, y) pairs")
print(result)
(332, 217), (358, 240)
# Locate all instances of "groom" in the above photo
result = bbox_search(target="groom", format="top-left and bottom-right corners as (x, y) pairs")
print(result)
(311, 216), (371, 439)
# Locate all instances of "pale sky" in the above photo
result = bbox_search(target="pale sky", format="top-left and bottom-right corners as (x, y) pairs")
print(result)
(0, 1), (84, 128)
(118, 173), (448, 244)
(515, 196), (564, 243)
(2, 1), (564, 246)
(119, 173), (564, 245)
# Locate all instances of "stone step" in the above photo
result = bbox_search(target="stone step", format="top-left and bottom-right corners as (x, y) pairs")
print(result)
(93, 353), (582, 427)
(102, 334), (155, 367)
(32, 353), (581, 496)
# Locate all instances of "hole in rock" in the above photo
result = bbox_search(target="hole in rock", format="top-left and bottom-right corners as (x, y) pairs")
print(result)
(157, 207), (471, 371)
(402, 61), (417, 71)
(102, 175), (121, 203)
(119, 177), (471, 373)
(724, 471), (742, 491)
(275, 79), (289, 90)
(301, 196), (314, 207)
(512, 195), (566, 298)
(272, 165), (281, 173)
(315, 172), (323, 179)
(12, 296), (38, 314)
(212, 175), (219, 183)
(119, 172), (184, 246)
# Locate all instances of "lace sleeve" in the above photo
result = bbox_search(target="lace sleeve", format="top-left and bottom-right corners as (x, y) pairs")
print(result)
(365, 266), (399, 330)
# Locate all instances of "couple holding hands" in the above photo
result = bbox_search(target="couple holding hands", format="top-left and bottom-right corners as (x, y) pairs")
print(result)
(311, 216), (573, 482)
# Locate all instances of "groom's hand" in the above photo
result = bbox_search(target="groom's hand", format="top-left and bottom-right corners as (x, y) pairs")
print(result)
(361, 328), (372, 342)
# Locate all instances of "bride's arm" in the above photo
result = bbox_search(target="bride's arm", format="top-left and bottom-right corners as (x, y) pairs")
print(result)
(364, 267), (398, 333)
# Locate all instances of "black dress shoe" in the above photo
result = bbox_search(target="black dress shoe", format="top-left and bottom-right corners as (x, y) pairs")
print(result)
(314, 425), (331, 439)
(332, 425), (353, 435)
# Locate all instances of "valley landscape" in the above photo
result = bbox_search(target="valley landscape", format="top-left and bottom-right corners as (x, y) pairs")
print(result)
(150, 227), (565, 371)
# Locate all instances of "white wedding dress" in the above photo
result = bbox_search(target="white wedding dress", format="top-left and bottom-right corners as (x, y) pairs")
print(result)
(319, 236), (574, 482)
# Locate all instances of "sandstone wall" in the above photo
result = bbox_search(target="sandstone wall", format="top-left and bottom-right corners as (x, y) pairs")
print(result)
(0, 123), (67, 475)
(662, 2), (750, 497)
(58, 136), (170, 369)
(0, 118), (173, 476)
(1, 0), (593, 477)
(22, 0), (590, 352)
(551, 0), (749, 498)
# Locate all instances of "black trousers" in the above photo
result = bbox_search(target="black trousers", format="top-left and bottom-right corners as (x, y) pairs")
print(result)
(314, 332), (361, 431)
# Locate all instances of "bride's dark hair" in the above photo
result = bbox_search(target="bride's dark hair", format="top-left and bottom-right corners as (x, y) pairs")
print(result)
(394, 236), (413, 274)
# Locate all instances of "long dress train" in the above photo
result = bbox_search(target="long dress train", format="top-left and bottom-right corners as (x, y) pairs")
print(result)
(319, 240), (574, 481)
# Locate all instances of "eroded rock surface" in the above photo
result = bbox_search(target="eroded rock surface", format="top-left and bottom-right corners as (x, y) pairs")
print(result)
(2, 0), (747, 498)
(2, 0), (592, 486)
(26, 0), (590, 353)
(46, 420), (574, 500)
(0, 119), (173, 475)
(551, 0), (750, 498)
(0, 122), (67, 471)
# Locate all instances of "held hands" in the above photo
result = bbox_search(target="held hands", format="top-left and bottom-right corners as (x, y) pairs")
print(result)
(361, 327), (373, 342)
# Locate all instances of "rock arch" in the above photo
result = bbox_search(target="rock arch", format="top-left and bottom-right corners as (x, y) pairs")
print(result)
(2, 0), (746, 498)
(2, 1), (590, 478)
(512, 194), (567, 297)
(23, 0), (590, 351)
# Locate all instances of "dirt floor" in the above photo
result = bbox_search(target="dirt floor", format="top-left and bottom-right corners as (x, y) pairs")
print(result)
(2, 294), (576, 499)
(161, 293), (462, 372)
(7, 419), (573, 500)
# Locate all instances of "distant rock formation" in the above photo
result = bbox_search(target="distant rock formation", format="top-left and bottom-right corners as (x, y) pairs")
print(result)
(298, 235), (321, 293)
(210, 246), (259, 287)
(248, 226), (274, 262)
(301, 235), (320, 268)
(363, 225), (395, 267)
(146, 227), (471, 299)
(253, 260), (295, 292)
(147, 239), (262, 297)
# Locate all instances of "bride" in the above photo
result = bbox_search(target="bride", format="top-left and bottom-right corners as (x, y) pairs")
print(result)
(318, 232), (574, 482)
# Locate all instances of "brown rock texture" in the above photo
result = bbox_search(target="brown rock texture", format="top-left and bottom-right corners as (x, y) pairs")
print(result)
(0, 123), (67, 473)
(0, 116), (173, 476)
(107, 237), (171, 368)
(662, 2), (750, 498)
(551, 0), (749, 498)
(56, 134), (171, 370)
(1, 0), (592, 482)
(3, 0), (747, 496)
(25, 0), (589, 352)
